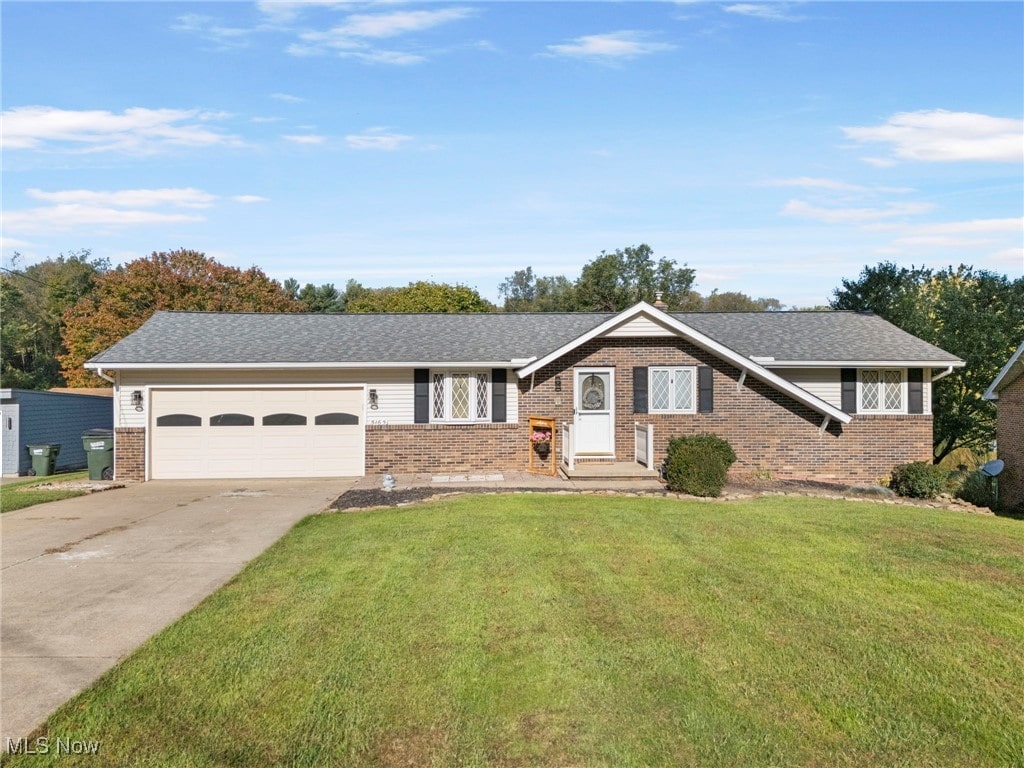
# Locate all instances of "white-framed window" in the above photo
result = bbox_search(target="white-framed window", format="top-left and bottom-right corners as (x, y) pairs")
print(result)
(431, 370), (490, 422)
(859, 369), (905, 413)
(649, 366), (697, 413)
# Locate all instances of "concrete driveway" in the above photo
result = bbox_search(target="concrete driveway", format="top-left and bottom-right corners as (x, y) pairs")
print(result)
(1, 477), (355, 744)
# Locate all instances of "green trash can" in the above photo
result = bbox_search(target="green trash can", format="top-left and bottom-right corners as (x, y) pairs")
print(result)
(26, 444), (61, 477)
(82, 429), (115, 481)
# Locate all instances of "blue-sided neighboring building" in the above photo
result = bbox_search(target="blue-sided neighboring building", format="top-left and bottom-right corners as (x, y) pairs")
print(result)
(1, 388), (114, 476)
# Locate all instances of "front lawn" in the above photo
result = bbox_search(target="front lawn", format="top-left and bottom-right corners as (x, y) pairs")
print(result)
(15, 495), (1024, 767)
(1, 471), (89, 513)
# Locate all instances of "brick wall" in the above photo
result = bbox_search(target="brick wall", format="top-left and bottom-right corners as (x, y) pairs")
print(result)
(114, 337), (935, 484)
(114, 427), (145, 481)
(996, 375), (1024, 510)
(366, 423), (525, 474)
(521, 338), (933, 484)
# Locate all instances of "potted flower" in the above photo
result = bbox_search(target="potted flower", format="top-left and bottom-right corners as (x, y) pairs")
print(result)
(531, 428), (552, 457)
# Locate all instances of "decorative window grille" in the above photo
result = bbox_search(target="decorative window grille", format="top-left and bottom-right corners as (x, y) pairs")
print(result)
(432, 373), (446, 420)
(451, 374), (471, 420)
(475, 372), (490, 419)
(861, 370), (880, 410)
(883, 370), (903, 411)
(860, 369), (905, 413)
(430, 370), (490, 422)
(649, 367), (696, 413)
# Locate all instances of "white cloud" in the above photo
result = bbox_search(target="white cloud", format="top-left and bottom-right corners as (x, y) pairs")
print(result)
(891, 216), (1024, 236)
(25, 187), (217, 209)
(989, 247), (1024, 269)
(891, 235), (994, 248)
(5, 186), (265, 234)
(4, 205), (204, 234)
(172, 14), (252, 47)
(292, 7), (473, 61)
(759, 177), (913, 195)
(1, 106), (241, 154)
(781, 199), (934, 223)
(331, 9), (474, 39)
(842, 109), (1024, 163)
(282, 134), (327, 144)
(345, 129), (413, 150)
(724, 4), (802, 21)
(270, 92), (304, 103)
(256, 0), (349, 23)
(344, 49), (427, 65)
(546, 31), (675, 59)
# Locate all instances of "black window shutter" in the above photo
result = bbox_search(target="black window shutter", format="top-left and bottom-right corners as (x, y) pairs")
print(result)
(491, 368), (507, 423)
(841, 368), (857, 414)
(633, 366), (648, 413)
(908, 368), (923, 414)
(698, 366), (714, 413)
(414, 368), (429, 423)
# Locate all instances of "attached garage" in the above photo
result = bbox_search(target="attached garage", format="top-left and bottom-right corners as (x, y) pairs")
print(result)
(149, 387), (364, 479)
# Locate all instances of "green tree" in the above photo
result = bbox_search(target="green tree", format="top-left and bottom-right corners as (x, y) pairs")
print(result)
(696, 290), (783, 312)
(831, 262), (1024, 462)
(346, 281), (496, 313)
(574, 244), (695, 311)
(60, 249), (299, 386)
(498, 267), (576, 312)
(284, 279), (347, 313)
(1, 250), (108, 389)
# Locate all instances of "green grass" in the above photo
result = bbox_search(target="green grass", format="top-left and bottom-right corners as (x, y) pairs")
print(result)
(10, 495), (1024, 767)
(1, 471), (89, 513)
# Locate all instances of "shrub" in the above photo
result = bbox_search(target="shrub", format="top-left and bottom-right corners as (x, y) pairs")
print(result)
(889, 461), (949, 499)
(665, 434), (737, 497)
(668, 433), (737, 469)
(955, 470), (996, 510)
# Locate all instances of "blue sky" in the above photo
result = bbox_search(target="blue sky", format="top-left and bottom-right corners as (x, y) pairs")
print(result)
(3, 1), (1021, 307)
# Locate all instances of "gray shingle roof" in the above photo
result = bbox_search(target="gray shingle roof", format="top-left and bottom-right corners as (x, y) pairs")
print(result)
(673, 311), (961, 362)
(87, 309), (961, 366)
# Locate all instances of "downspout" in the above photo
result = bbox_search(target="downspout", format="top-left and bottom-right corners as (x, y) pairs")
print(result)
(95, 367), (115, 384)
(930, 366), (954, 383)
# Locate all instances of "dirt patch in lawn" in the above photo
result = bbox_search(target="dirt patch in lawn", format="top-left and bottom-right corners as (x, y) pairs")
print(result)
(25, 480), (124, 493)
(331, 487), (492, 510)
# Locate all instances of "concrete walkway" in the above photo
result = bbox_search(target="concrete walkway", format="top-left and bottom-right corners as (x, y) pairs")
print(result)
(350, 470), (666, 493)
(1, 478), (354, 744)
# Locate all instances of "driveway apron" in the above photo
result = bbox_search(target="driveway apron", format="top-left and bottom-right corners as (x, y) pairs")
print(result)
(1, 478), (354, 744)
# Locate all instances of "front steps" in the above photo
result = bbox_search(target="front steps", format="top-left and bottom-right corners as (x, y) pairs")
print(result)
(560, 461), (661, 482)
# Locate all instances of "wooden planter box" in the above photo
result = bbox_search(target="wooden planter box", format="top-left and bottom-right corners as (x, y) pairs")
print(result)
(528, 416), (556, 476)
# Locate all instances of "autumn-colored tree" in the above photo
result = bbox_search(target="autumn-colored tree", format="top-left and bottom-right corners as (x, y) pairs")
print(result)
(346, 281), (496, 313)
(60, 250), (299, 385)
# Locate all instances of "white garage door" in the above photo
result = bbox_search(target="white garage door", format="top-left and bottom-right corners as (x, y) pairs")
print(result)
(150, 388), (364, 479)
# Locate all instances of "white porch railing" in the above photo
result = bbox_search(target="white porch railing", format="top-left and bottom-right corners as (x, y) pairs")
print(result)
(634, 422), (654, 468)
(561, 421), (574, 471)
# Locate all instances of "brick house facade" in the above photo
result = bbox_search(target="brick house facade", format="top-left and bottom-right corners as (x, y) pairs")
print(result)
(94, 303), (961, 484)
(988, 343), (1024, 511)
(996, 375), (1023, 509)
(359, 336), (932, 484)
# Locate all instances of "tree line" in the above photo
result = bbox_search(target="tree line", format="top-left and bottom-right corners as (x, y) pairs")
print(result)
(2, 246), (1020, 465)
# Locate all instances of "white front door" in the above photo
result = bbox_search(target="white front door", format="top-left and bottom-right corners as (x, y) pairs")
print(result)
(574, 368), (614, 455)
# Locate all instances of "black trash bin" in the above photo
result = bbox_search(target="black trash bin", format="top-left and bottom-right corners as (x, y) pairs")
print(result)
(26, 444), (61, 477)
(82, 429), (115, 481)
